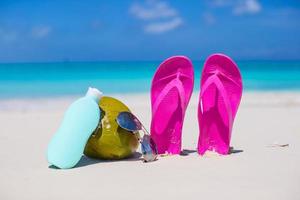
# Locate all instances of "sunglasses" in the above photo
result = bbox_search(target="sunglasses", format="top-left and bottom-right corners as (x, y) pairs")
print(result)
(116, 112), (158, 162)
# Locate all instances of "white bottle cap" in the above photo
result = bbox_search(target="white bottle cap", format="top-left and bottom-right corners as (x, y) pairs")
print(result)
(86, 87), (103, 103)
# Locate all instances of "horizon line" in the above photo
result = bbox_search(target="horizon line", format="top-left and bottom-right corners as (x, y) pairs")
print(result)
(1, 59), (300, 65)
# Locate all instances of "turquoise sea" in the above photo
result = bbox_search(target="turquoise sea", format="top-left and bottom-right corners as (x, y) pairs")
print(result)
(1, 61), (300, 98)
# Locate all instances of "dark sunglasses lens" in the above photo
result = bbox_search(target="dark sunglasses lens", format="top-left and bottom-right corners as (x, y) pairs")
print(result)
(141, 135), (157, 162)
(116, 112), (141, 132)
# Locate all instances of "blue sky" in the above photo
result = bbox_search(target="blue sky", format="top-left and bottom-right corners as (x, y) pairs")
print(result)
(0, 0), (299, 62)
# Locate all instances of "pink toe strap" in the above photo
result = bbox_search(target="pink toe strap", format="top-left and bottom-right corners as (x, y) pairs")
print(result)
(152, 73), (187, 117)
(200, 73), (233, 129)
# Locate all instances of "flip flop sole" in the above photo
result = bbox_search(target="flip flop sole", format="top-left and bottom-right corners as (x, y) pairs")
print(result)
(151, 56), (194, 154)
(198, 54), (242, 155)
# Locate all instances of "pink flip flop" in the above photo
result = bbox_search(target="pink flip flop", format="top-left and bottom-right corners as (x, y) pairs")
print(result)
(150, 56), (194, 154)
(198, 54), (243, 155)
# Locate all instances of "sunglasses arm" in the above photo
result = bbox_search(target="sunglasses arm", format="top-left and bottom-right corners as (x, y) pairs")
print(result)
(141, 125), (150, 136)
(134, 126), (149, 141)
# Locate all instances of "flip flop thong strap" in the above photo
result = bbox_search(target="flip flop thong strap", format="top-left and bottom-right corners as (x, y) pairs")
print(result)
(206, 68), (241, 87)
(152, 72), (192, 86)
(200, 74), (233, 127)
(152, 77), (186, 117)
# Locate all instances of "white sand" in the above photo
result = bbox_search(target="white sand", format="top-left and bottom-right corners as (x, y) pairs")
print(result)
(0, 92), (299, 200)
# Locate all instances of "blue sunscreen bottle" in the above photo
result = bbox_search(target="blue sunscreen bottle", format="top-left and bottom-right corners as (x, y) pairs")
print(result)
(47, 87), (102, 169)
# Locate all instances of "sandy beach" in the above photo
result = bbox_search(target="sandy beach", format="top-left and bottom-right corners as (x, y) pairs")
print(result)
(0, 91), (299, 200)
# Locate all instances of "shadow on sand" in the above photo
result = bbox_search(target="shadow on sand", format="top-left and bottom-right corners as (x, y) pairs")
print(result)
(180, 149), (197, 156)
(179, 147), (244, 156)
(49, 147), (244, 169)
(229, 147), (244, 154)
(48, 152), (143, 169)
